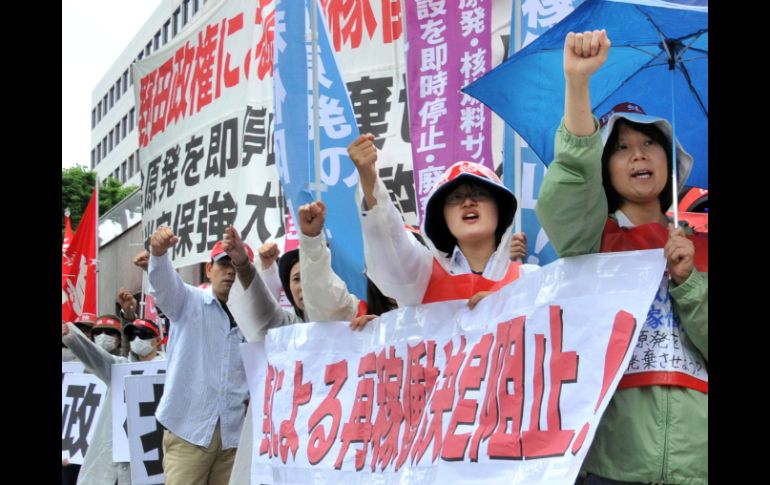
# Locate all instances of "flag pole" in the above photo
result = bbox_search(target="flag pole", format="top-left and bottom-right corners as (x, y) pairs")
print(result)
(94, 176), (100, 315)
(311, 0), (321, 202)
(513, 0), (523, 235)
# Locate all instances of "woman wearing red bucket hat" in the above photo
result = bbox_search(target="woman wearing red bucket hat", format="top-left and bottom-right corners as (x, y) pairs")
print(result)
(536, 30), (707, 485)
(349, 134), (535, 307)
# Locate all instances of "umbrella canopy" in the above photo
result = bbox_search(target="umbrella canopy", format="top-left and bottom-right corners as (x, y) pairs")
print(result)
(464, 0), (708, 189)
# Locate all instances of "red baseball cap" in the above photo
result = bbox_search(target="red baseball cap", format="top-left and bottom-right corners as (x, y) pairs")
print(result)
(210, 241), (255, 264)
(125, 319), (161, 339)
(93, 315), (123, 334)
(75, 313), (97, 326)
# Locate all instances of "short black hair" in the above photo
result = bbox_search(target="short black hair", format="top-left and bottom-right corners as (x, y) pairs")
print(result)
(601, 119), (674, 214)
(278, 249), (304, 320)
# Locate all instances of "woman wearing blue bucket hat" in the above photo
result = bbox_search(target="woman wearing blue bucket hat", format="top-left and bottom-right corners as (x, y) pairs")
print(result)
(536, 30), (707, 485)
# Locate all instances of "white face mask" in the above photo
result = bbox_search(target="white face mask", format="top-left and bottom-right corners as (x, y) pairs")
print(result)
(130, 337), (156, 357)
(94, 334), (120, 352)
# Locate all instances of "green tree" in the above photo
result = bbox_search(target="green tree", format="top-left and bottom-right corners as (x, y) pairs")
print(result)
(62, 165), (139, 235)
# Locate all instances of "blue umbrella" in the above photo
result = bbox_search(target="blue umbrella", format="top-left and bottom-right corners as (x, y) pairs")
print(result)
(463, 0), (708, 190)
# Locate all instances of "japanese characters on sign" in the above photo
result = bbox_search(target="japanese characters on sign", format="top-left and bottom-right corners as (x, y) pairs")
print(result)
(404, 0), (494, 222)
(62, 373), (107, 464)
(242, 250), (667, 484)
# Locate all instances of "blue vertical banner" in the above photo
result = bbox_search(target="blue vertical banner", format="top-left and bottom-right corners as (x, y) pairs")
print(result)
(502, 0), (582, 265)
(273, 0), (366, 300)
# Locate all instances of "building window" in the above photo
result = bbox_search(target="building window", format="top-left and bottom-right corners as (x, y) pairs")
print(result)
(128, 154), (135, 177)
(121, 161), (127, 182)
(91, 108), (96, 128)
(163, 20), (170, 45)
(103, 95), (108, 115)
(91, 149), (96, 169)
(154, 31), (161, 51)
(117, 123), (122, 144)
(183, 0), (190, 25)
(122, 115), (128, 139)
(109, 130), (114, 151)
(123, 70), (129, 93)
(129, 108), (135, 131)
(116, 79), (122, 101)
(109, 86), (115, 108)
(102, 138), (107, 158)
(114, 168), (120, 181)
(146, 41), (152, 56)
(173, 8), (180, 36)
(138, 50), (144, 61)
(193, 0), (200, 15)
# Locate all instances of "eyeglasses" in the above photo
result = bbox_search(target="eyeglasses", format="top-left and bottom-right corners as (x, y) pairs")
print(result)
(444, 187), (492, 206)
(128, 329), (157, 341)
(91, 328), (121, 338)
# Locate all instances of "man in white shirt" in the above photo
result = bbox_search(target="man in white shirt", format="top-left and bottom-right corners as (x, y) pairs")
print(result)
(148, 226), (254, 485)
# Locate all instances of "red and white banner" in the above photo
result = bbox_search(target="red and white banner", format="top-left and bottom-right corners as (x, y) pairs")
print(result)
(62, 188), (98, 322)
(134, 0), (283, 268)
(241, 249), (666, 484)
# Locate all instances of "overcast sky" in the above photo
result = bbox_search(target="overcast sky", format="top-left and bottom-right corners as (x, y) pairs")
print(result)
(62, 0), (161, 169)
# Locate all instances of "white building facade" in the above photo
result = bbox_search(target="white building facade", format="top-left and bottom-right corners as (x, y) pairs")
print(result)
(89, 0), (213, 186)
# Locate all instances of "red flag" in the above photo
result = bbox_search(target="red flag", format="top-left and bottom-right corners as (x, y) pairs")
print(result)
(62, 189), (98, 322)
(62, 209), (73, 254)
(61, 210), (74, 289)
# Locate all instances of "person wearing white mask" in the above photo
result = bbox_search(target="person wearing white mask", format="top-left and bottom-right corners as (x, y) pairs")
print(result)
(62, 316), (166, 484)
(123, 318), (163, 360)
(90, 315), (123, 354)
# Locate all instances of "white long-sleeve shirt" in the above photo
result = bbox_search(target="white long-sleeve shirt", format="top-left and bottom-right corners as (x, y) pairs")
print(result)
(149, 253), (248, 449)
(300, 231), (360, 322)
(359, 177), (538, 306)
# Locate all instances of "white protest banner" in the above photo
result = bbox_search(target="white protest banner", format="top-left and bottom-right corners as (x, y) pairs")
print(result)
(125, 374), (167, 484)
(62, 373), (107, 464)
(134, 0), (282, 267)
(241, 249), (666, 484)
(135, 0), (515, 260)
(111, 360), (167, 462)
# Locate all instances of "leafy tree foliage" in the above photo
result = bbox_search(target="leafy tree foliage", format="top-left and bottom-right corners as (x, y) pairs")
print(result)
(62, 165), (138, 235)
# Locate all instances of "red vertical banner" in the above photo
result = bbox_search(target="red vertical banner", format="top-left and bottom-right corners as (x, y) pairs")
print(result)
(62, 189), (98, 322)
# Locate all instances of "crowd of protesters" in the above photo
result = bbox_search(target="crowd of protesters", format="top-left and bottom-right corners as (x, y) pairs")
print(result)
(63, 29), (706, 485)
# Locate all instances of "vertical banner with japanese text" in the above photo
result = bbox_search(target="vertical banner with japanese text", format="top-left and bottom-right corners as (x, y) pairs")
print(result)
(273, 0), (366, 299)
(125, 374), (167, 484)
(134, 0), (285, 268)
(404, 0), (495, 223)
(242, 250), (666, 484)
(111, 360), (168, 462)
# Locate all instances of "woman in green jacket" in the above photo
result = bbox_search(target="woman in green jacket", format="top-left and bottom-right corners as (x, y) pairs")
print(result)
(536, 30), (707, 485)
